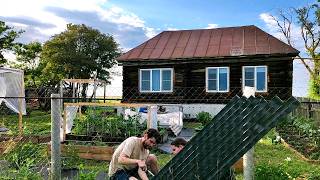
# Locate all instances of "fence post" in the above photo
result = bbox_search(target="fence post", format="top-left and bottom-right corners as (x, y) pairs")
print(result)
(243, 87), (255, 180)
(147, 105), (158, 129)
(51, 94), (61, 180)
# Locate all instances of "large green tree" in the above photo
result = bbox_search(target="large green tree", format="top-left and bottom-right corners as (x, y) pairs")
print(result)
(0, 21), (23, 64)
(41, 23), (120, 94)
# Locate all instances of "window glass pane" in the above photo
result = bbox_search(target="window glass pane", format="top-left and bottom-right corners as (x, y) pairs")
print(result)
(152, 70), (160, 91)
(162, 81), (171, 91)
(219, 68), (228, 91)
(141, 70), (150, 81)
(244, 67), (254, 79)
(256, 67), (266, 91)
(141, 81), (150, 91)
(208, 80), (217, 90)
(162, 70), (171, 81)
(208, 69), (217, 79)
(245, 80), (254, 87)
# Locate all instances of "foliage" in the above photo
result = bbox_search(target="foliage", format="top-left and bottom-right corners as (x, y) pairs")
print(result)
(0, 21), (23, 64)
(256, 130), (320, 178)
(72, 107), (147, 138)
(40, 23), (120, 89)
(12, 42), (43, 87)
(271, 3), (320, 97)
(61, 146), (82, 169)
(196, 111), (213, 126)
(4, 142), (47, 169)
(2, 110), (51, 135)
(309, 78), (320, 100)
(277, 116), (320, 160)
(78, 163), (97, 180)
(255, 164), (296, 180)
(1, 142), (47, 179)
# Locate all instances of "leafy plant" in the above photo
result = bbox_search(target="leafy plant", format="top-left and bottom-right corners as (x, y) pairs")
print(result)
(5, 142), (47, 170)
(196, 111), (213, 126)
(255, 164), (297, 180)
(72, 108), (147, 138)
(3, 142), (47, 179)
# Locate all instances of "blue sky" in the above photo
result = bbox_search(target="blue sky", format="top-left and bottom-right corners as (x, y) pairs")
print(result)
(0, 0), (317, 97)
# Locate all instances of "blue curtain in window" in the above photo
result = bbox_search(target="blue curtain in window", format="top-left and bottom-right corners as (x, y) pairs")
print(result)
(208, 69), (217, 90)
(256, 67), (266, 91)
(152, 70), (160, 91)
(141, 70), (150, 91)
(219, 68), (228, 91)
(162, 70), (171, 91)
(244, 67), (254, 87)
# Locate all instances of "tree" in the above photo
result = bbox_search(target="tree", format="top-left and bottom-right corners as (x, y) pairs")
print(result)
(271, 2), (320, 98)
(0, 21), (23, 64)
(14, 42), (42, 87)
(41, 23), (120, 98)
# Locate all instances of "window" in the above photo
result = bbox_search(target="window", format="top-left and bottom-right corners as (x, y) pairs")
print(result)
(242, 66), (267, 92)
(139, 68), (173, 92)
(206, 67), (229, 92)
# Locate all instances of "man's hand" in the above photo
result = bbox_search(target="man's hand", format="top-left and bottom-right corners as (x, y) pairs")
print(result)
(137, 160), (147, 171)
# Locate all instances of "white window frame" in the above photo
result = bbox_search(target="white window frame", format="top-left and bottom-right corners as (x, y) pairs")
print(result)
(206, 67), (230, 93)
(139, 68), (173, 93)
(242, 65), (268, 92)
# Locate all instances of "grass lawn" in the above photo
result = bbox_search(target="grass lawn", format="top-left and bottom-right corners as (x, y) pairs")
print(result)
(1, 110), (51, 135)
(2, 113), (320, 179)
(236, 129), (320, 179)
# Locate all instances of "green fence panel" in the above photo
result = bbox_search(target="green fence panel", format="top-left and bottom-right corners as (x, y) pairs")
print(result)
(153, 96), (299, 180)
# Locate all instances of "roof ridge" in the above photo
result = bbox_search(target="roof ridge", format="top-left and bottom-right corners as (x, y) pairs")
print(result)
(163, 25), (256, 32)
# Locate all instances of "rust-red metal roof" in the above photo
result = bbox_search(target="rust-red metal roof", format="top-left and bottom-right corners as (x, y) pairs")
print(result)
(117, 25), (299, 61)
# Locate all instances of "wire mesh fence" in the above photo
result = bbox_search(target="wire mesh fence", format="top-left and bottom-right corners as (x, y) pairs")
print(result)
(1, 86), (320, 179)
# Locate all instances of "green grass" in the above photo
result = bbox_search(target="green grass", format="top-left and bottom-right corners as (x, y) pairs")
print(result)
(233, 129), (320, 179)
(1, 110), (51, 135)
(3, 111), (320, 179)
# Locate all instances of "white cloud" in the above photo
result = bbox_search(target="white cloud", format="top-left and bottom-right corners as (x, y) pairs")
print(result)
(144, 27), (158, 38)
(0, 0), (156, 48)
(206, 23), (219, 29)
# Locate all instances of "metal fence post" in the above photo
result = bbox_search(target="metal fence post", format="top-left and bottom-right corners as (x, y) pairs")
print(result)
(51, 94), (61, 180)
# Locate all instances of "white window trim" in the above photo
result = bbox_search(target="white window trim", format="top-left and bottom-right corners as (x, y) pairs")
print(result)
(139, 68), (173, 93)
(206, 67), (230, 93)
(242, 65), (268, 92)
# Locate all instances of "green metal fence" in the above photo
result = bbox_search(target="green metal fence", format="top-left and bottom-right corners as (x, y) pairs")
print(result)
(153, 95), (300, 180)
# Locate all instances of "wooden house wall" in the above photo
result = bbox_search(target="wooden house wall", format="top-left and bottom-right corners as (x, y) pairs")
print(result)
(121, 58), (293, 104)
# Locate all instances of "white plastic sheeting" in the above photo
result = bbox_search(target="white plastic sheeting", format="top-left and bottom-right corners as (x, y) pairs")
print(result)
(124, 109), (183, 136)
(0, 67), (26, 115)
(65, 106), (79, 134)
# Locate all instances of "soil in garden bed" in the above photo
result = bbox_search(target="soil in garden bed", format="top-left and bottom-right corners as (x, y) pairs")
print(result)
(277, 125), (320, 160)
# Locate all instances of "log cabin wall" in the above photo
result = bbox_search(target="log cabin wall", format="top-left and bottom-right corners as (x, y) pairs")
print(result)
(122, 57), (293, 104)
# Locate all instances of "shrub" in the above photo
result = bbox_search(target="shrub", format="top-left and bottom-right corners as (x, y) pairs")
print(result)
(196, 111), (213, 126)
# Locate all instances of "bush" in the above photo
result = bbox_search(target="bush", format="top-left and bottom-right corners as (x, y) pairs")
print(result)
(196, 111), (213, 126)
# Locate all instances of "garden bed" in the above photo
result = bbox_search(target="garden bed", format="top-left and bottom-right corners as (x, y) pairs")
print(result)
(66, 134), (126, 144)
(47, 143), (114, 161)
(277, 124), (320, 161)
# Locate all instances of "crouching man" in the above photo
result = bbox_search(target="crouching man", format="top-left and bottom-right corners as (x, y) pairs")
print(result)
(108, 129), (161, 180)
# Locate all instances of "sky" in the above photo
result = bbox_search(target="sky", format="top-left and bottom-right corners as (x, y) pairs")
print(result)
(0, 0), (317, 97)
